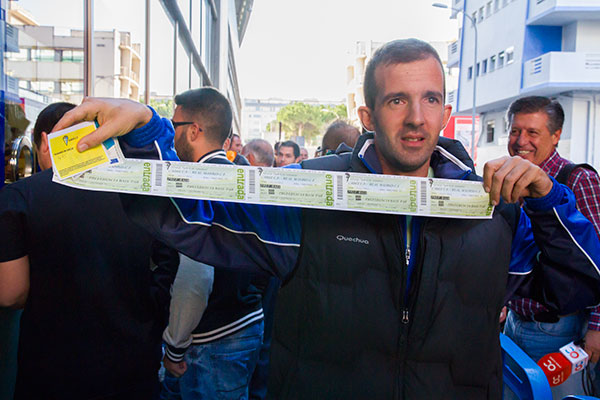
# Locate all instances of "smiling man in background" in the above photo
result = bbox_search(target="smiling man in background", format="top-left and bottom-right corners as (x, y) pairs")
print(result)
(503, 96), (600, 399)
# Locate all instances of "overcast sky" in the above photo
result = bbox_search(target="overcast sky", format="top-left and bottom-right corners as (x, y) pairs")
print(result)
(18, 0), (458, 101)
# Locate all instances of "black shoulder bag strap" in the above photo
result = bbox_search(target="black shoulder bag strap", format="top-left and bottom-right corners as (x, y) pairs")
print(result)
(555, 163), (598, 185)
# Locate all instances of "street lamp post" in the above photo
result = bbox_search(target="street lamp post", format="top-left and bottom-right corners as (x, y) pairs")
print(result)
(433, 2), (478, 160)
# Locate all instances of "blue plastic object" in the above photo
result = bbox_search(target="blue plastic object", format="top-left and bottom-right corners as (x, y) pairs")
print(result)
(562, 396), (600, 400)
(501, 333), (553, 400)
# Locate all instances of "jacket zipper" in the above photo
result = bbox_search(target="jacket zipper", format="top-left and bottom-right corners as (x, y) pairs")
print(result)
(402, 247), (411, 324)
(397, 220), (427, 399)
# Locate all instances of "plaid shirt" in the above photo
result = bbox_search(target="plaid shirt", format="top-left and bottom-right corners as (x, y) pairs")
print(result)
(508, 150), (600, 330)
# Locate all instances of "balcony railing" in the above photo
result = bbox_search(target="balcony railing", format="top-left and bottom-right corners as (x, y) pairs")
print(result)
(528, 0), (600, 25)
(6, 60), (83, 81)
(522, 52), (600, 92)
(119, 65), (139, 83)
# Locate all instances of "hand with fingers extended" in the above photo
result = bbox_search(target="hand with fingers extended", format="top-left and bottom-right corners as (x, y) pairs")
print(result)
(52, 97), (153, 152)
(483, 156), (553, 205)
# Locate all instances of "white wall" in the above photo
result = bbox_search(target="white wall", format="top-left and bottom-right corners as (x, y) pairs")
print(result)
(458, 0), (526, 112)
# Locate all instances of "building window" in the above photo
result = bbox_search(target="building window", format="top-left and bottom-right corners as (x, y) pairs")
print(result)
(486, 2), (492, 17)
(468, 66), (473, 80)
(8, 48), (28, 61)
(482, 59), (488, 74)
(31, 80), (55, 93)
(478, 7), (484, 22)
(506, 47), (515, 64)
(472, 11), (477, 23)
(476, 62), (480, 76)
(486, 121), (495, 143)
(62, 50), (84, 62)
(61, 81), (83, 94)
(31, 49), (55, 62)
(503, 0), (508, 6)
(494, 0), (500, 11)
(498, 51), (505, 68)
(490, 55), (496, 71)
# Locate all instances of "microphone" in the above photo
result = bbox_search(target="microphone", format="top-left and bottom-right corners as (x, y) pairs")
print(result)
(537, 342), (589, 387)
(559, 342), (589, 374)
(537, 352), (571, 387)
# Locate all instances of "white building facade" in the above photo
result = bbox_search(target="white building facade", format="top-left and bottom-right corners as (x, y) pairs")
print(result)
(6, 25), (142, 105)
(449, 0), (600, 169)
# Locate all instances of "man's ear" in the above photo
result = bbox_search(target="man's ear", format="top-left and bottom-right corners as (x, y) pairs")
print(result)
(552, 128), (562, 147)
(358, 106), (375, 132)
(37, 132), (52, 170)
(188, 123), (202, 143)
(441, 104), (453, 131)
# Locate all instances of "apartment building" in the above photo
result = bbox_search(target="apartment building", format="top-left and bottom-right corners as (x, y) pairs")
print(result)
(448, 0), (600, 169)
(5, 25), (141, 104)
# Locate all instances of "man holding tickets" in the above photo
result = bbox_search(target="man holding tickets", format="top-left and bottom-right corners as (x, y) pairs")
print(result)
(54, 39), (600, 399)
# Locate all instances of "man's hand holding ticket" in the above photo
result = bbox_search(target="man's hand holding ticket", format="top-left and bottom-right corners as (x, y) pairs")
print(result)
(48, 120), (124, 180)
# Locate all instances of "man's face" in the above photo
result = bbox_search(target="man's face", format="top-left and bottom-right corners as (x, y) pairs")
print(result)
(172, 106), (195, 162)
(508, 112), (560, 166)
(359, 57), (451, 176)
(230, 135), (243, 153)
(276, 145), (298, 167)
(300, 148), (308, 160)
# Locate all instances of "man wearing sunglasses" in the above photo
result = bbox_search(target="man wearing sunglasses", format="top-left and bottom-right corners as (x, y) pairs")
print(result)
(160, 87), (266, 400)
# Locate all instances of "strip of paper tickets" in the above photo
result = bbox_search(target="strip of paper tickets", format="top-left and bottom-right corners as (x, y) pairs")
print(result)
(53, 158), (494, 219)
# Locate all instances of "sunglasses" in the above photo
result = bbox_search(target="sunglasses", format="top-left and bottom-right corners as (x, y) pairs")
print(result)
(171, 120), (195, 128)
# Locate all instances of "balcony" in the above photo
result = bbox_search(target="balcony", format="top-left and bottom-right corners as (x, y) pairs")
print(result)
(6, 60), (83, 81)
(447, 40), (460, 68)
(522, 52), (600, 94)
(119, 65), (139, 85)
(450, 0), (464, 19)
(527, 0), (600, 25)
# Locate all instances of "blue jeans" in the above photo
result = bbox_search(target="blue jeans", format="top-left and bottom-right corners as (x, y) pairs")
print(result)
(161, 321), (263, 400)
(503, 310), (587, 400)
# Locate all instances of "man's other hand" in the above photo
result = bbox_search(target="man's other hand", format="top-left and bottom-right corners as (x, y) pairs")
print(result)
(483, 156), (553, 205)
(162, 354), (188, 378)
(52, 97), (153, 153)
(585, 330), (600, 364)
(499, 306), (507, 324)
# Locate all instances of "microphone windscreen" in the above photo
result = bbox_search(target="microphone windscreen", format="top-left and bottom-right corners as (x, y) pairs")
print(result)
(537, 352), (571, 387)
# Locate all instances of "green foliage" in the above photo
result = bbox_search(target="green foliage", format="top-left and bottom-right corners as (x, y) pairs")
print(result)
(149, 98), (174, 118)
(275, 102), (348, 144)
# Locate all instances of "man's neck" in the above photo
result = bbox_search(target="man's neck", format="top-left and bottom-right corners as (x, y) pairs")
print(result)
(193, 143), (222, 162)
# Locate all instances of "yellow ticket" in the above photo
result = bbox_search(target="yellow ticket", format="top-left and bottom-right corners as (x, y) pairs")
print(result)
(48, 121), (121, 180)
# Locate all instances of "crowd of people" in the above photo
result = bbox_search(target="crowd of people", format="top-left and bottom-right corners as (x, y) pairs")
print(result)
(1, 38), (600, 400)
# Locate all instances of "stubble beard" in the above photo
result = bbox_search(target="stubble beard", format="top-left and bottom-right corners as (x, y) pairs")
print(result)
(374, 121), (432, 174)
(175, 133), (195, 162)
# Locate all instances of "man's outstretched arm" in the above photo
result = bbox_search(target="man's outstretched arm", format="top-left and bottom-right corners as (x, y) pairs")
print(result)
(55, 99), (302, 280)
(499, 174), (600, 314)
